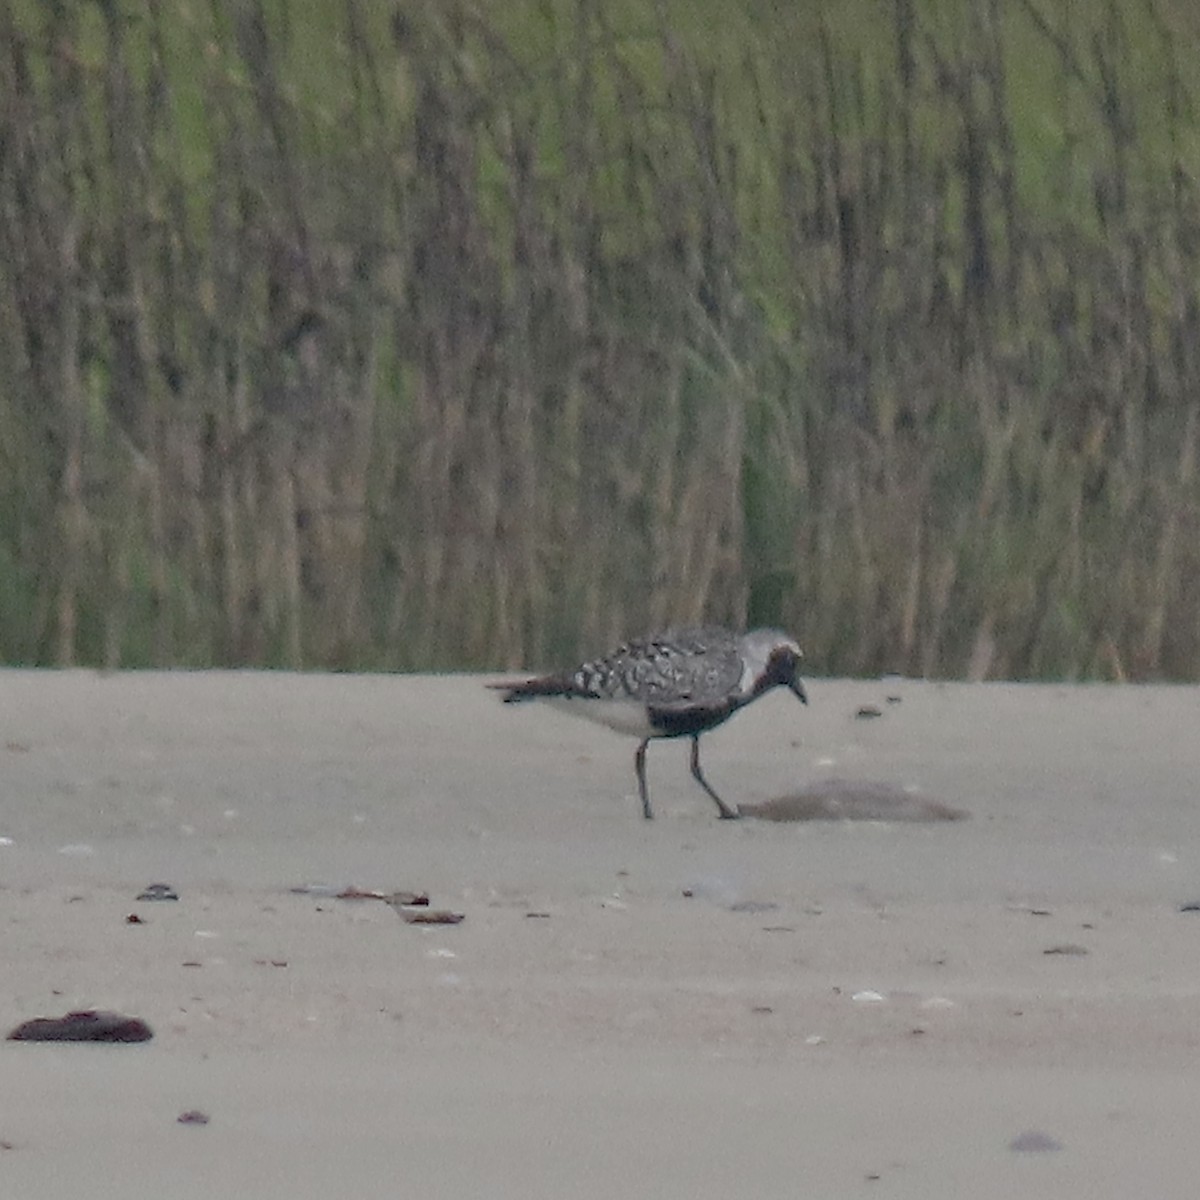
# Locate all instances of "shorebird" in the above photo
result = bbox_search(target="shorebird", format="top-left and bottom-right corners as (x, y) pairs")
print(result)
(489, 627), (807, 819)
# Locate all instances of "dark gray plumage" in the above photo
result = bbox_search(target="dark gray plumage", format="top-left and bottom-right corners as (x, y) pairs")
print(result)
(490, 627), (807, 819)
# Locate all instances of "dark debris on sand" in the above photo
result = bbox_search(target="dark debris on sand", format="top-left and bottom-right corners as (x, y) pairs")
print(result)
(7, 1010), (153, 1043)
(136, 883), (179, 902)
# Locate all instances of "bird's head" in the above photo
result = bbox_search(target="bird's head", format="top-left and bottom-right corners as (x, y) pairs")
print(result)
(740, 629), (807, 704)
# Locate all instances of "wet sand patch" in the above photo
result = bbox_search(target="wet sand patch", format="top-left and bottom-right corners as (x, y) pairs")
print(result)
(739, 778), (968, 822)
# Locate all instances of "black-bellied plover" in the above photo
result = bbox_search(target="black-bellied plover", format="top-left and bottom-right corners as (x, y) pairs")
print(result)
(490, 627), (807, 819)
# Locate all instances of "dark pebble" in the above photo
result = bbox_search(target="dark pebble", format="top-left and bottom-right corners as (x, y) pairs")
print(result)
(137, 883), (179, 902)
(856, 705), (883, 719)
(1179, 901), (1200, 912)
(177, 1110), (210, 1126)
(1043, 944), (1088, 956)
(8, 1010), (153, 1043)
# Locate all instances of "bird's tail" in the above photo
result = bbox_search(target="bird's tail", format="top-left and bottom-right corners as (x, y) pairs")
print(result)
(486, 676), (578, 703)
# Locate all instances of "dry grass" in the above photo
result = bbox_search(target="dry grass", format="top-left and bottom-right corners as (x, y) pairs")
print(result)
(1, 0), (1198, 678)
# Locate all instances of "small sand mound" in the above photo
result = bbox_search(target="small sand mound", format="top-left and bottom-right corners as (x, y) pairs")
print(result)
(739, 779), (968, 823)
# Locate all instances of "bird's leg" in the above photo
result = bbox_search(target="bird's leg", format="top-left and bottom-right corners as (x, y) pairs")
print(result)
(690, 736), (740, 819)
(635, 738), (653, 819)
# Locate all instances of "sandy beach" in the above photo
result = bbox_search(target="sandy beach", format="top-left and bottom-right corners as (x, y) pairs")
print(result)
(3, 669), (1200, 1198)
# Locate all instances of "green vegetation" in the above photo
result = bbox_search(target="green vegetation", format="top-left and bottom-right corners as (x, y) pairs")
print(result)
(2, 0), (1199, 679)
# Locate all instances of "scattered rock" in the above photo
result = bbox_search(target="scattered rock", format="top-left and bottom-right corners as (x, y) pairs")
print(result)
(525, 912), (551, 919)
(177, 1110), (209, 1126)
(740, 779), (968, 823)
(1043, 944), (1089, 956)
(125, 913), (145, 925)
(856, 705), (883, 719)
(398, 909), (464, 926)
(289, 883), (429, 905)
(336, 886), (390, 901)
(339, 887), (390, 901)
(137, 883), (179, 902)
(8, 1010), (153, 1043)
(1178, 901), (1200, 913)
(1009, 1130), (1063, 1153)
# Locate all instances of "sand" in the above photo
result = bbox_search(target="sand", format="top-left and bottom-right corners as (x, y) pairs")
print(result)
(2, 669), (1200, 1198)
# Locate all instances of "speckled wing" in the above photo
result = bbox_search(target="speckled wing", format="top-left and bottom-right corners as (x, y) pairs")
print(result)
(491, 627), (743, 706)
(574, 628), (743, 705)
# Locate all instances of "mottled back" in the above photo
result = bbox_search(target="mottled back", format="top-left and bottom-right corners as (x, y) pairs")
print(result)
(570, 627), (743, 706)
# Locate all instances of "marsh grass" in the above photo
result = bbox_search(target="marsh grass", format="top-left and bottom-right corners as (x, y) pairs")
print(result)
(1, 0), (1199, 678)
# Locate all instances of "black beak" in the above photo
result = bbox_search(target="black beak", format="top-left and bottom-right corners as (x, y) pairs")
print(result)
(764, 645), (808, 704)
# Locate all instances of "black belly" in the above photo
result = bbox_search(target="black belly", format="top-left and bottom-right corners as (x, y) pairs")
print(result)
(647, 701), (738, 739)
